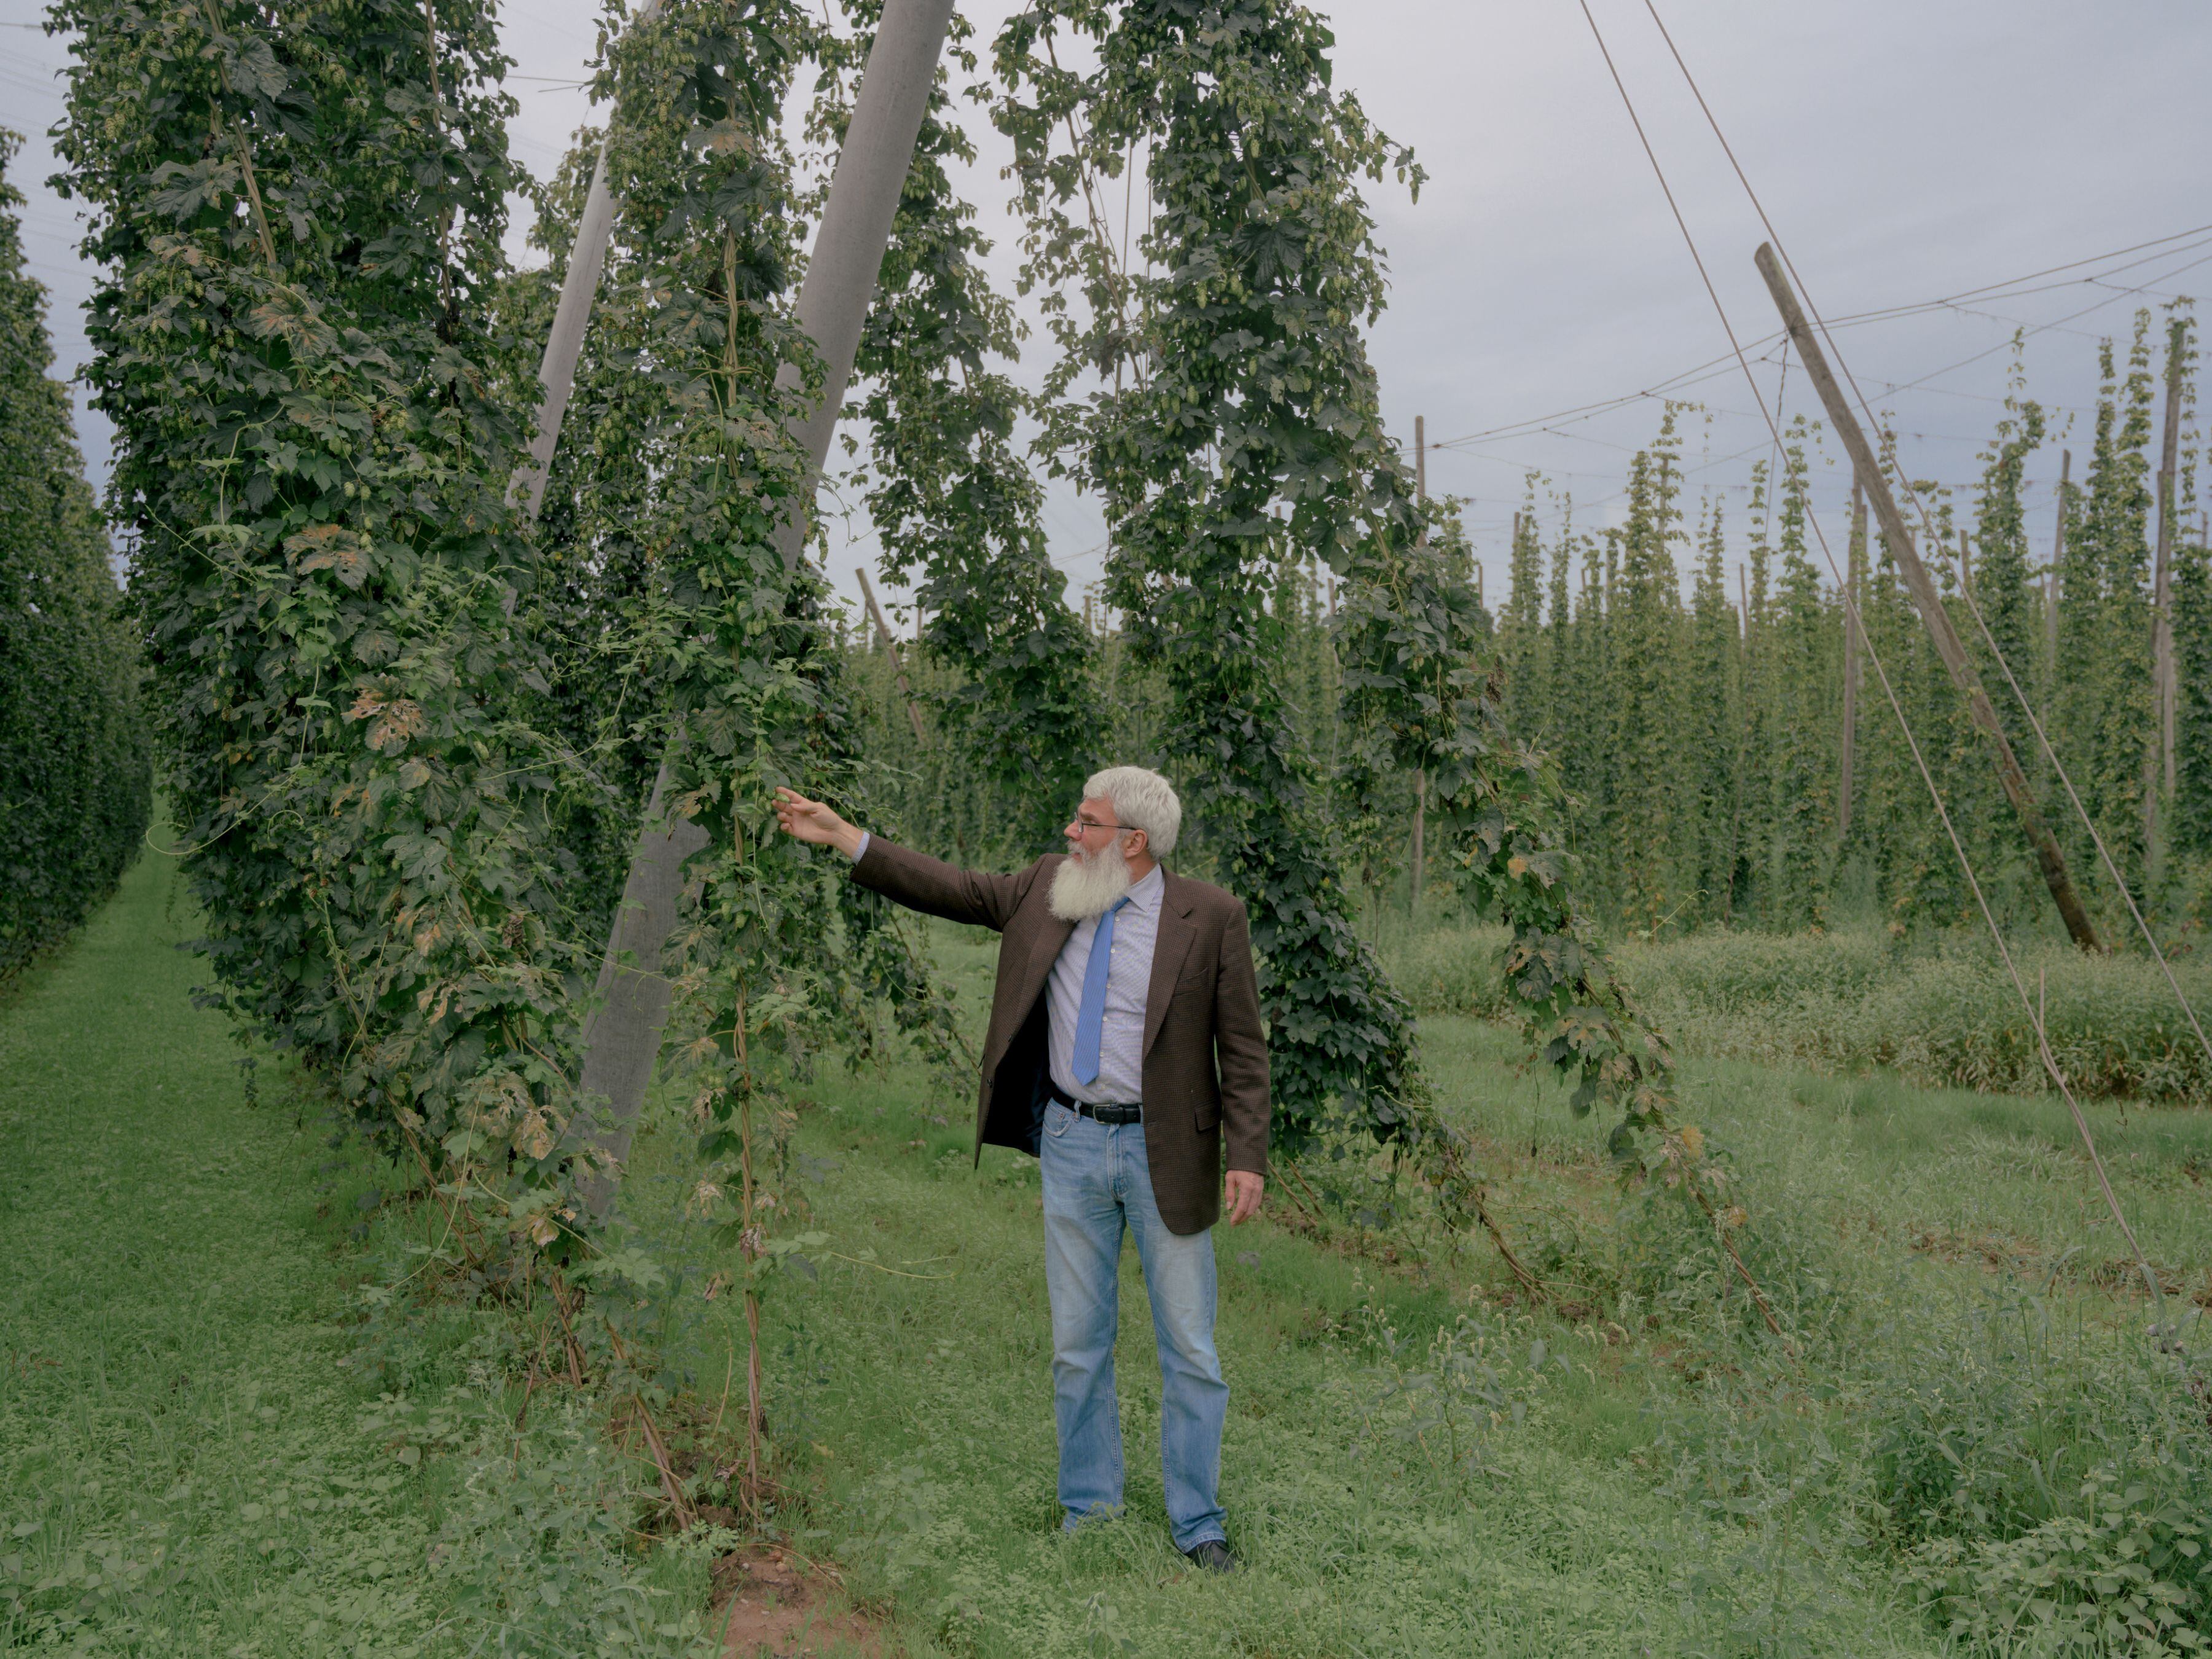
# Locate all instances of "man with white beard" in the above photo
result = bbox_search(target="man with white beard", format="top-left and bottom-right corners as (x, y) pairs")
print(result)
(771, 767), (1269, 1572)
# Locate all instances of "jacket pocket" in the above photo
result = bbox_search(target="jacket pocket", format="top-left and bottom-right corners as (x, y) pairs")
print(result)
(1193, 1092), (1222, 1133)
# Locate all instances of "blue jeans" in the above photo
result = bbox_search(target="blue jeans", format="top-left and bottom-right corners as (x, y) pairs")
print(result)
(1040, 1099), (1228, 1551)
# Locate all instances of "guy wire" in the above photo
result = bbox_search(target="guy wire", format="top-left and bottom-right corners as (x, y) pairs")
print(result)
(1633, 1), (2212, 1080)
(1575, 0), (2176, 1340)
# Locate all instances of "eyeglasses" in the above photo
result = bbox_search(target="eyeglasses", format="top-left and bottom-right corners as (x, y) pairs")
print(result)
(1072, 815), (1135, 834)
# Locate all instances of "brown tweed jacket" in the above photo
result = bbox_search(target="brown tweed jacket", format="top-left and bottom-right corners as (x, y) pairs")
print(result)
(850, 837), (1271, 1236)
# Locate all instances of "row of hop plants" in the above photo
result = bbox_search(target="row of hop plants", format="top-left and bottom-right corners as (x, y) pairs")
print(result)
(0, 130), (148, 982)
(1483, 311), (2211, 953)
(51, 0), (778, 1539)
(45, 0), (1053, 1544)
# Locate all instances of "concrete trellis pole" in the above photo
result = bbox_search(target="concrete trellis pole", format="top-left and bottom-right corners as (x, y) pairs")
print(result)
(573, 0), (959, 1211)
(767, 5), (958, 570)
(511, 143), (620, 521)
(508, 1), (662, 525)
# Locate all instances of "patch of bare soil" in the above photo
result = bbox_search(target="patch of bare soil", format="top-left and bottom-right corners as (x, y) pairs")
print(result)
(713, 1547), (887, 1659)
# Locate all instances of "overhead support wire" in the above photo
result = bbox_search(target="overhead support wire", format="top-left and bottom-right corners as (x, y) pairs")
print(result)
(1432, 226), (2212, 453)
(1575, 0), (2178, 1344)
(1627, 0), (2212, 1082)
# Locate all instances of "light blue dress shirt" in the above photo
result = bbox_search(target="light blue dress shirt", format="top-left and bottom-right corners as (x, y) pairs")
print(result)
(1045, 863), (1162, 1106)
(848, 835), (1161, 1106)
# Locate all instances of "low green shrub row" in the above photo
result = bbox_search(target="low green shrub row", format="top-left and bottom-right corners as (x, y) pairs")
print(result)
(0, 132), (148, 983)
(1388, 923), (2212, 1103)
(1642, 1225), (2212, 1655)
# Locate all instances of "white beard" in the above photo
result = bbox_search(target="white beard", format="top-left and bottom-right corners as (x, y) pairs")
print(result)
(1049, 841), (1135, 920)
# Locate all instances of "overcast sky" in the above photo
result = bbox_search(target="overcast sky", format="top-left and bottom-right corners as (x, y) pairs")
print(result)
(8, 1), (2211, 623)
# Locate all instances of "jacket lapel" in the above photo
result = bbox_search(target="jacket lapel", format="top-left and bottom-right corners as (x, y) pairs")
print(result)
(1013, 911), (1076, 1043)
(1143, 873), (1199, 1058)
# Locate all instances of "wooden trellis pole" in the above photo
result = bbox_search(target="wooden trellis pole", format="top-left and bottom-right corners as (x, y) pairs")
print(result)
(1410, 413), (1427, 914)
(1755, 243), (2102, 952)
(1840, 481), (1863, 837)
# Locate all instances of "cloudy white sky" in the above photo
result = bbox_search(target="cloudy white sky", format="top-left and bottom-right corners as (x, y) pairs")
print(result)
(7, 1), (2210, 624)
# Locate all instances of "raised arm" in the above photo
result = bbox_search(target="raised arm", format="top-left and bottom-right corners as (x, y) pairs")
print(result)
(772, 787), (1033, 932)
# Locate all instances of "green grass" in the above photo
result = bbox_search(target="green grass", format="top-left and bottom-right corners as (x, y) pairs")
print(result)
(1419, 1016), (2212, 1293)
(616, 931), (1948, 1657)
(621, 925), (2212, 1656)
(0, 844), (716, 1658)
(629, 1073), (1932, 1656)
(0, 841), (458, 1654)
(14, 871), (2212, 1655)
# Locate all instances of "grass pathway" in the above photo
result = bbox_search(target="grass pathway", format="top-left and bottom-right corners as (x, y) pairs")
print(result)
(0, 847), (451, 1656)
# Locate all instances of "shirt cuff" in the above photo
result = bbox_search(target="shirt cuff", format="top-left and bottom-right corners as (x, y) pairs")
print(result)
(850, 830), (870, 863)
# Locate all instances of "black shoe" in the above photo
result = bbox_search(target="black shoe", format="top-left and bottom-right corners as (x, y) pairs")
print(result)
(1182, 1539), (1237, 1574)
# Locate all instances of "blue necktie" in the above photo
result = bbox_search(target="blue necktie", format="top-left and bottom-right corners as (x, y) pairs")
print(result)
(1071, 896), (1133, 1088)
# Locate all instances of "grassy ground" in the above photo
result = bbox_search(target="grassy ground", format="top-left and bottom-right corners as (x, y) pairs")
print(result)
(1388, 920), (2212, 1105)
(622, 928), (2212, 1657)
(620, 933), (1967, 1657)
(11, 868), (2209, 1656)
(630, 1080), (1928, 1656)
(1422, 1016), (2212, 1296)
(0, 844), (465, 1652)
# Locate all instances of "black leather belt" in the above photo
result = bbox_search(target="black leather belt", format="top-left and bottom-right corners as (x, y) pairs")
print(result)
(1048, 1081), (1142, 1126)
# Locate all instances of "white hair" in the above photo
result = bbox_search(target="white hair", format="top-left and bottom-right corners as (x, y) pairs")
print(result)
(1084, 766), (1181, 858)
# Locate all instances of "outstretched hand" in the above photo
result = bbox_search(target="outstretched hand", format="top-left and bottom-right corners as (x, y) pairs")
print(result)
(772, 787), (865, 859)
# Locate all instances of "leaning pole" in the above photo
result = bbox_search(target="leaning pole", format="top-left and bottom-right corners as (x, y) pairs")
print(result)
(572, 0), (960, 1211)
(1754, 243), (2103, 953)
(510, 137), (622, 522)
(508, 1), (662, 525)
